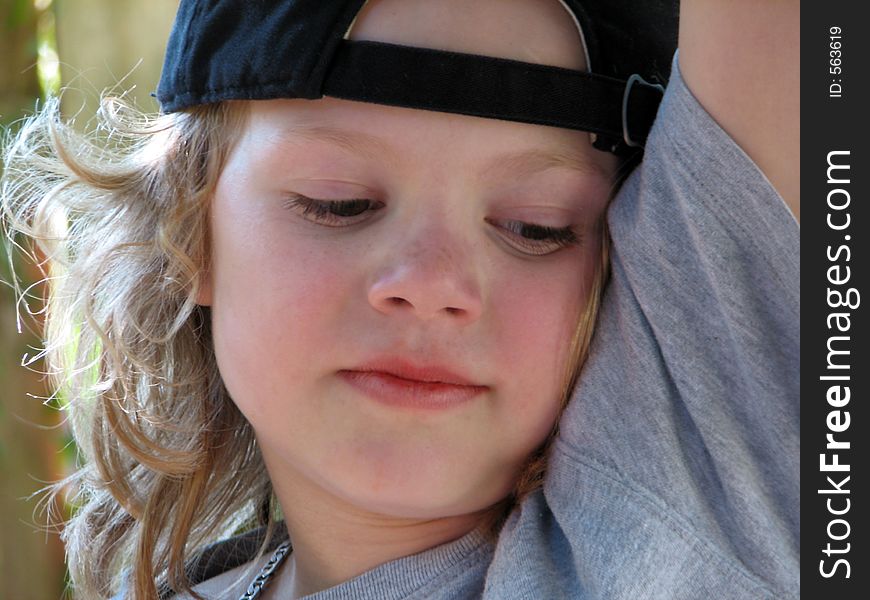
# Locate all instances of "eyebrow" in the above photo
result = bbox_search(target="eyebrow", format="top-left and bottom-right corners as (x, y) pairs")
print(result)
(476, 147), (609, 181)
(274, 124), (396, 164)
(274, 123), (608, 180)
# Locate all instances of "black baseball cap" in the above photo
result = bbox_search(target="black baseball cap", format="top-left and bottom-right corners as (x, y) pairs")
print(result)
(156, 0), (679, 154)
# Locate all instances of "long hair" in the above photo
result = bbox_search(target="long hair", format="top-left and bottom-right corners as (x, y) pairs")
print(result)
(1, 95), (633, 598)
(1, 97), (285, 600)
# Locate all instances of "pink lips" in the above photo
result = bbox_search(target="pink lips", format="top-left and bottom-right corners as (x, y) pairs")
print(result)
(338, 358), (488, 410)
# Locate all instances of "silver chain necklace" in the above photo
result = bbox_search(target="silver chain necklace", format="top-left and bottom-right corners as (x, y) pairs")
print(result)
(238, 541), (292, 600)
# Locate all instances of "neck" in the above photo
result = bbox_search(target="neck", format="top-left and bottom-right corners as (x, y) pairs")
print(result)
(267, 471), (490, 598)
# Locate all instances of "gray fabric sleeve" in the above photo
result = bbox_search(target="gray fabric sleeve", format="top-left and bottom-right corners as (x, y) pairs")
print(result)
(546, 51), (799, 597)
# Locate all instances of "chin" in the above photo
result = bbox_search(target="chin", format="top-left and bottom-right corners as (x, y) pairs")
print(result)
(319, 453), (520, 520)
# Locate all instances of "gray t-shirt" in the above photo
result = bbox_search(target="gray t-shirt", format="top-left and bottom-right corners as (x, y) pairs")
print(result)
(119, 52), (800, 600)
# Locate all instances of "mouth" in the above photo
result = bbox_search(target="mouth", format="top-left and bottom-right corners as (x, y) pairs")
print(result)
(338, 360), (489, 410)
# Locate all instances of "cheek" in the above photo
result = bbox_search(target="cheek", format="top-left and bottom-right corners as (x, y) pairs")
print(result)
(206, 194), (355, 420)
(489, 243), (598, 440)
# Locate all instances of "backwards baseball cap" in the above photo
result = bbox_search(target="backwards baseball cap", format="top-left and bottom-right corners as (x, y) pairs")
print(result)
(156, 0), (679, 155)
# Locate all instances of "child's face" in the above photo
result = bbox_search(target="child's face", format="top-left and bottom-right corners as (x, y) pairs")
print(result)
(198, 0), (619, 520)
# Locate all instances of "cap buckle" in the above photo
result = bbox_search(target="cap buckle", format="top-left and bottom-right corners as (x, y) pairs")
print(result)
(622, 74), (665, 148)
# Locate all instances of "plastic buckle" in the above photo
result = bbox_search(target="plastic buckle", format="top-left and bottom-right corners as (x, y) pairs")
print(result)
(622, 74), (665, 148)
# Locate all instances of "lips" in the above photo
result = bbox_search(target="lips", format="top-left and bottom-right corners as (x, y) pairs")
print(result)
(338, 357), (489, 409)
(346, 357), (484, 386)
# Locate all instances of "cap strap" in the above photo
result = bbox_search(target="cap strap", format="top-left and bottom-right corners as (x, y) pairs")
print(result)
(322, 40), (663, 150)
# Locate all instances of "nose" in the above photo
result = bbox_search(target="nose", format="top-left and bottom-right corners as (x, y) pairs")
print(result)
(367, 225), (483, 323)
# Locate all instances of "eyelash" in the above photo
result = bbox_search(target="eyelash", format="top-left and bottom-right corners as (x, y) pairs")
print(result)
(284, 195), (377, 226)
(282, 194), (581, 256)
(492, 220), (580, 255)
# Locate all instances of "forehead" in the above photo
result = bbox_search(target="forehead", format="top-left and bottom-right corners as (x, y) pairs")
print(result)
(240, 97), (616, 184)
(348, 0), (588, 71)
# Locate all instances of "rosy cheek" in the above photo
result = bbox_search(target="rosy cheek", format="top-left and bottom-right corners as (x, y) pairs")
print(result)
(490, 252), (594, 412)
(208, 186), (354, 402)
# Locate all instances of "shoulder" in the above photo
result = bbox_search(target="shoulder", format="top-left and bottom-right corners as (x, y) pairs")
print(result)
(170, 556), (269, 600)
(168, 523), (289, 599)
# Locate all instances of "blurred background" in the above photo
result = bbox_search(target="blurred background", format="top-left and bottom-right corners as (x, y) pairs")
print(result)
(1, 1), (176, 597)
